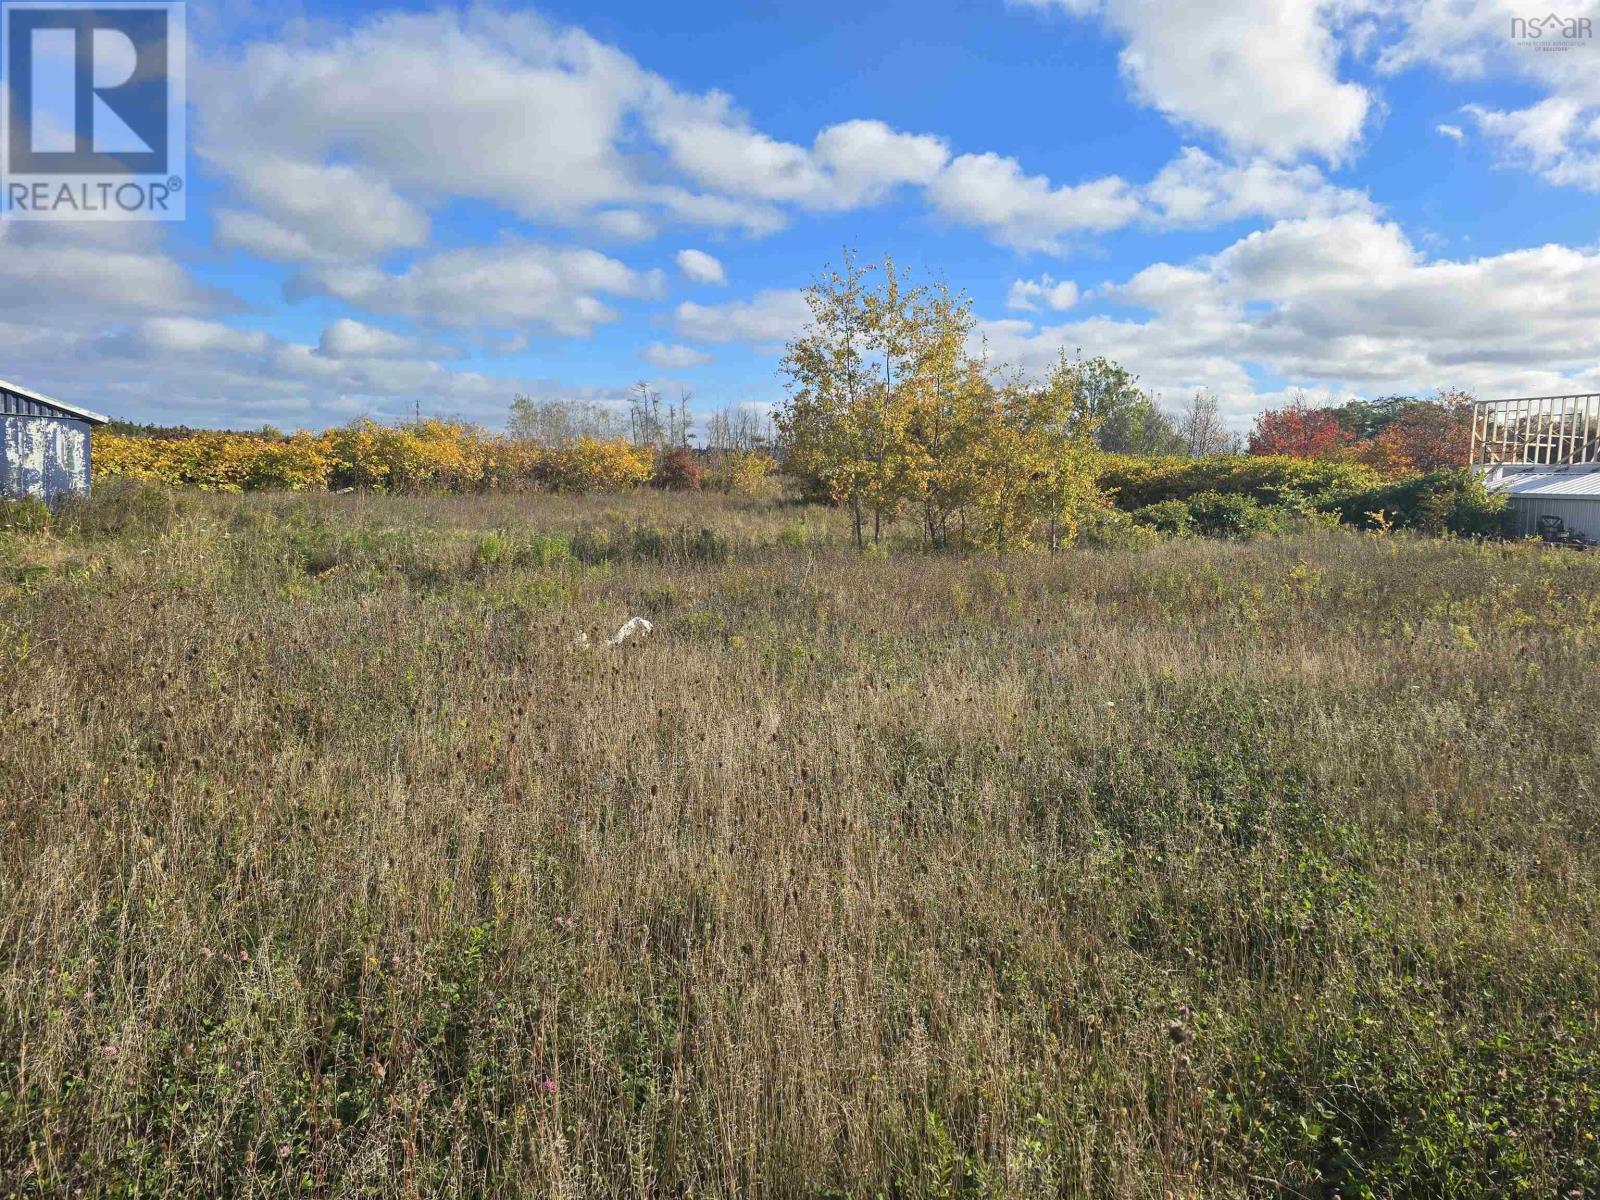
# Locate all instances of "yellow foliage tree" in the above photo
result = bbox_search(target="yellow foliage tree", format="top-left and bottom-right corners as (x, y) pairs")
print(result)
(779, 254), (1106, 552)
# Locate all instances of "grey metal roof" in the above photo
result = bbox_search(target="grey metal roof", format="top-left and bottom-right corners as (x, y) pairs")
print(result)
(0, 377), (110, 425)
(1487, 467), (1600, 499)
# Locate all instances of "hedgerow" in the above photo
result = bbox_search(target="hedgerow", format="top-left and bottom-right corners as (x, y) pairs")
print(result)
(94, 421), (657, 495)
(1097, 453), (1383, 512)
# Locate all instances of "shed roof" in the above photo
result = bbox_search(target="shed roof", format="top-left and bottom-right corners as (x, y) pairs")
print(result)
(0, 377), (110, 425)
(1487, 466), (1600, 499)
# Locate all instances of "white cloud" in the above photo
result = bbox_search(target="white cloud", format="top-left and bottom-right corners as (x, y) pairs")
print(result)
(1017, 0), (1372, 161)
(1, 311), (640, 431)
(0, 223), (224, 321)
(643, 342), (714, 369)
(675, 289), (812, 345)
(1007, 275), (1080, 311)
(926, 152), (1141, 250)
(1362, 0), (1600, 191)
(289, 243), (664, 336)
(134, 318), (271, 356)
(198, 11), (951, 265)
(646, 95), (949, 210)
(808, 119), (951, 206)
(593, 210), (657, 240)
(980, 212), (1600, 425)
(1141, 147), (1375, 226)
(317, 319), (428, 359)
(676, 248), (728, 285)
(199, 12), (646, 224)
(192, 5), (1403, 285)
(1436, 123), (1465, 143)
(1466, 96), (1600, 188)
(209, 157), (429, 263)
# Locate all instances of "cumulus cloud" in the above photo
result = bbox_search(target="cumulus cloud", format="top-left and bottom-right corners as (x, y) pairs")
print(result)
(317, 319), (429, 359)
(0, 223), (226, 320)
(926, 152), (1141, 250)
(196, 11), (954, 266)
(1016, 0), (1372, 161)
(289, 243), (665, 336)
(190, 5), (1412, 290)
(646, 95), (949, 210)
(982, 212), (1600, 425)
(1358, 0), (1600, 191)
(643, 341), (714, 369)
(198, 12), (646, 225)
(676, 248), (728, 285)
(210, 158), (430, 264)
(1007, 275), (1080, 311)
(1142, 147), (1375, 226)
(807, 119), (951, 206)
(2, 311), (638, 432)
(674, 289), (812, 346)
(134, 319), (272, 357)
(921, 146), (1371, 249)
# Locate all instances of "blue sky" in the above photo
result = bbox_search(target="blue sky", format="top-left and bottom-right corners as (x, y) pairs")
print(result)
(4, 0), (1600, 432)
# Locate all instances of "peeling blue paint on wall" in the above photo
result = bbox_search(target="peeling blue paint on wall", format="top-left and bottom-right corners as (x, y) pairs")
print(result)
(1, 415), (95, 504)
(0, 381), (108, 505)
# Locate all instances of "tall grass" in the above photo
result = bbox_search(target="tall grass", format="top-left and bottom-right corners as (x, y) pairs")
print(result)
(1, 489), (1596, 1197)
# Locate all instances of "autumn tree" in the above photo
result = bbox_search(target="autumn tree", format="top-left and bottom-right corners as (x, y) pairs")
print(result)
(1354, 389), (1473, 476)
(1250, 388), (1473, 476)
(780, 253), (926, 547)
(780, 253), (1105, 553)
(901, 281), (989, 549)
(1248, 393), (1351, 458)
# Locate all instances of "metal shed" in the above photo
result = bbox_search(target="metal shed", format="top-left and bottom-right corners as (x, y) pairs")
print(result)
(1471, 394), (1600, 543)
(0, 378), (111, 505)
(1485, 465), (1600, 542)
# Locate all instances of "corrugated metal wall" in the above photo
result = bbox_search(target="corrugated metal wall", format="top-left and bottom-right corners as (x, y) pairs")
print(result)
(0, 414), (93, 504)
(1506, 497), (1600, 541)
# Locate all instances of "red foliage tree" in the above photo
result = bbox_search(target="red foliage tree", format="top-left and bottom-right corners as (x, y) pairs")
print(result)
(651, 447), (703, 491)
(1358, 390), (1473, 476)
(1248, 396), (1351, 459)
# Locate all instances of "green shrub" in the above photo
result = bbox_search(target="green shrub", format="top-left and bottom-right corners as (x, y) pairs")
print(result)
(1333, 468), (1511, 537)
(1181, 492), (1287, 539)
(1073, 505), (1163, 549)
(1130, 498), (1196, 536)
(1098, 454), (1381, 511)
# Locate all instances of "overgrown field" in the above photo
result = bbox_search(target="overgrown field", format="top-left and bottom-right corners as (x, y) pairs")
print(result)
(1, 489), (1597, 1198)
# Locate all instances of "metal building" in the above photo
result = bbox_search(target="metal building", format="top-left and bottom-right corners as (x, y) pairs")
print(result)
(1470, 394), (1600, 543)
(0, 378), (111, 505)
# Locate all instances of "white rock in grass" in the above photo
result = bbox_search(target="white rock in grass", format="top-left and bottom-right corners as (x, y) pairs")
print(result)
(607, 617), (653, 647)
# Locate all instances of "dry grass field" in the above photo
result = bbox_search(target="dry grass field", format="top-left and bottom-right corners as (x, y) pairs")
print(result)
(1, 486), (1597, 1197)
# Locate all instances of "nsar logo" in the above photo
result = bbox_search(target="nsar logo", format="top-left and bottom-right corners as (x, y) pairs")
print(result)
(1511, 12), (1593, 49)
